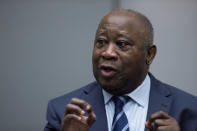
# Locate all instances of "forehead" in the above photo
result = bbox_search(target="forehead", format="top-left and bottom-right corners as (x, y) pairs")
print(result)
(97, 13), (143, 36)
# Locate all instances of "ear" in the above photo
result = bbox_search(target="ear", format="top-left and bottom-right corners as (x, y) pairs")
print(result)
(146, 45), (157, 65)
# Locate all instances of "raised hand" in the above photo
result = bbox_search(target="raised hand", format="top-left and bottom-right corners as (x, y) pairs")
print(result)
(145, 111), (180, 131)
(61, 98), (96, 131)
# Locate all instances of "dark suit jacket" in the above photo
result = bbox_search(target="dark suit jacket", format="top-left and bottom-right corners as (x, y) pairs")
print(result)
(44, 74), (197, 131)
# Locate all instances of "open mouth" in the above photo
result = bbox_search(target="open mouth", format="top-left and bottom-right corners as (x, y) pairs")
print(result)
(101, 66), (115, 72)
(100, 65), (117, 78)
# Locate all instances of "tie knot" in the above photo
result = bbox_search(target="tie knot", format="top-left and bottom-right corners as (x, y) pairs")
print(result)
(112, 96), (130, 109)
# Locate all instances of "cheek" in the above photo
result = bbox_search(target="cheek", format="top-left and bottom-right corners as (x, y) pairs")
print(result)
(92, 49), (101, 71)
(92, 48), (102, 61)
(120, 52), (145, 72)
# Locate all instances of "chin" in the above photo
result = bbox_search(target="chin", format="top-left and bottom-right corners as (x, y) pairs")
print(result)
(98, 78), (125, 94)
(97, 77), (136, 95)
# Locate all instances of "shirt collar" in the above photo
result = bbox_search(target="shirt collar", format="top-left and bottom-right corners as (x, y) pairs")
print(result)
(102, 74), (151, 108)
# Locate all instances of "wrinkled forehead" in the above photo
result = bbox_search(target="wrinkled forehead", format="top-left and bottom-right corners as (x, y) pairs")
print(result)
(97, 13), (144, 34)
(96, 13), (145, 39)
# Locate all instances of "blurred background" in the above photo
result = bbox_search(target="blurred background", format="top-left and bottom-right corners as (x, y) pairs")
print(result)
(0, 0), (196, 130)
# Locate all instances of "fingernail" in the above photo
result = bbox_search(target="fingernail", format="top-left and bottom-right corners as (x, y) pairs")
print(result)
(86, 105), (90, 110)
(81, 110), (85, 115)
(78, 116), (81, 120)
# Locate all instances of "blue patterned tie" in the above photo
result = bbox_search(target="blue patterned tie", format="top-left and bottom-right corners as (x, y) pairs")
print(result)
(112, 96), (130, 131)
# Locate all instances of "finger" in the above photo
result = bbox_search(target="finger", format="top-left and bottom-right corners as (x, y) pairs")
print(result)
(70, 98), (90, 111)
(156, 119), (180, 131)
(70, 98), (94, 117)
(146, 111), (170, 131)
(145, 121), (157, 131)
(65, 103), (85, 116)
(156, 125), (170, 131)
(63, 114), (82, 123)
(154, 118), (174, 126)
(154, 119), (167, 127)
(146, 119), (158, 130)
(148, 111), (170, 123)
(61, 114), (83, 130)
(145, 121), (153, 130)
(86, 104), (93, 114)
(156, 125), (180, 131)
(151, 120), (158, 131)
(69, 98), (96, 126)
(87, 111), (96, 126)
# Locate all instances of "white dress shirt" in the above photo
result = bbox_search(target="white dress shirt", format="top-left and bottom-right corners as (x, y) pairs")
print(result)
(102, 74), (151, 131)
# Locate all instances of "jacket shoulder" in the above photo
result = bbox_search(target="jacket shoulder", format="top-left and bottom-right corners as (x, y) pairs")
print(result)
(150, 73), (197, 108)
(49, 81), (98, 107)
(167, 84), (197, 108)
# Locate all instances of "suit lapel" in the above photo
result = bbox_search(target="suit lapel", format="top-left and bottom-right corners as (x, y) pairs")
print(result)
(81, 82), (108, 131)
(145, 74), (172, 131)
(79, 74), (172, 131)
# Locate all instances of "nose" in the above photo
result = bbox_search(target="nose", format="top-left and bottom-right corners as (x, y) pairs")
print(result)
(101, 43), (118, 61)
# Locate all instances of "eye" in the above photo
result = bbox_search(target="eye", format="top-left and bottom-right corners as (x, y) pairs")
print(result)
(95, 39), (107, 48)
(116, 40), (130, 48)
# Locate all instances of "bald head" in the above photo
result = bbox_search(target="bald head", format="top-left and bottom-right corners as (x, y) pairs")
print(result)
(98, 9), (154, 47)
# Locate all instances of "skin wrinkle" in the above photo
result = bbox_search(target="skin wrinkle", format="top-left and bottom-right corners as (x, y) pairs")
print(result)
(97, 29), (135, 46)
(98, 9), (154, 47)
(92, 9), (155, 96)
(60, 9), (181, 131)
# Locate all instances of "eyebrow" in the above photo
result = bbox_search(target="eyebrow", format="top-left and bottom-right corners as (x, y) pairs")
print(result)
(97, 29), (106, 36)
(96, 29), (133, 41)
(117, 31), (132, 41)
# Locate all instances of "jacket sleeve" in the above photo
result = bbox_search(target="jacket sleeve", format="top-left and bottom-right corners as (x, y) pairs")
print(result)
(180, 108), (197, 131)
(44, 101), (61, 131)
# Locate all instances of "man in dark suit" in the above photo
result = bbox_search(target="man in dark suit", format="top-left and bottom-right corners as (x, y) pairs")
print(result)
(44, 9), (197, 131)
